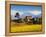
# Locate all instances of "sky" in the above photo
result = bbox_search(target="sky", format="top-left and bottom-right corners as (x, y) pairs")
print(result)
(11, 4), (42, 19)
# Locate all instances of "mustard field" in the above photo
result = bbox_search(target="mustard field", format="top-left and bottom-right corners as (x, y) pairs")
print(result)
(11, 22), (42, 32)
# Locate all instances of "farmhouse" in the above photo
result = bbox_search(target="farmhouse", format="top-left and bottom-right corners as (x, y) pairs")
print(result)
(24, 16), (33, 24)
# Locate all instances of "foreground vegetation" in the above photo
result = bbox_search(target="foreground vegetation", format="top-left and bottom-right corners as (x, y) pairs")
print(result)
(11, 22), (42, 32)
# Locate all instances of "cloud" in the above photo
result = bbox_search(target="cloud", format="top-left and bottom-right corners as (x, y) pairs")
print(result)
(11, 10), (41, 16)
(11, 10), (23, 16)
(29, 10), (41, 15)
(11, 10), (41, 19)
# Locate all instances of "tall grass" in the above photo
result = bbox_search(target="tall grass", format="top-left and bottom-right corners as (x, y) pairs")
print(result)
(11, 23), (42, 32)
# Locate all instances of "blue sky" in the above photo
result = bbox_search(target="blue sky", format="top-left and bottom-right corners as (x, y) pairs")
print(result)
(11, 5), (42, 19)
(11, 5), (41, 11)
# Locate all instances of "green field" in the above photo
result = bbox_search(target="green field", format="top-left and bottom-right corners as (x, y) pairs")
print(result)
(11, 22), (42, 32)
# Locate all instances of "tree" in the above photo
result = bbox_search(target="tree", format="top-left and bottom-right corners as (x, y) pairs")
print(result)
(15, 12), (20, 18)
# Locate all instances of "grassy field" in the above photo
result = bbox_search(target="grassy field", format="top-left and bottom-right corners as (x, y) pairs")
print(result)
(11, 22), (42, 32)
